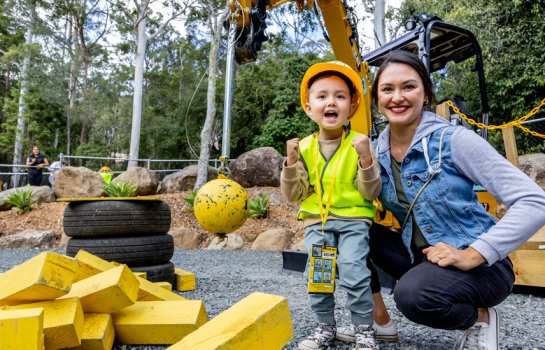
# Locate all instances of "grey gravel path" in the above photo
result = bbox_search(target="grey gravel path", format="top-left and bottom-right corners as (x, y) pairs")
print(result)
(1, 248), (544, 350)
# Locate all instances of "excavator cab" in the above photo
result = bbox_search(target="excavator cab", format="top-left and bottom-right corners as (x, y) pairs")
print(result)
(363, 14), (490, 139)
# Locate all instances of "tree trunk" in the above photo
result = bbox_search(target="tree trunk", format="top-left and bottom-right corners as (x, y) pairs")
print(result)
(11, 0), (36, 187)
(194, 38), (219, 189)
(67, 18), (80, 161)
(128, 9), (148, 169)
(373, 0), (385, 48)
(80, 56), (90, 147)
(194, 5), (224, 190)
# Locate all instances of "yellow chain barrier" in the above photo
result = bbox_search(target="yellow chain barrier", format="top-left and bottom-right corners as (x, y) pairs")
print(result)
(445, 97), (545, 139)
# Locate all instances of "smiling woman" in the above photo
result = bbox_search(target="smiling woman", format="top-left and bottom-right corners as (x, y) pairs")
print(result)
(368, 50), (545, 350)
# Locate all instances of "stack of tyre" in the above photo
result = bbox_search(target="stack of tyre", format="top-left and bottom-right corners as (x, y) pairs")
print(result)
(63, 200), (175, 284)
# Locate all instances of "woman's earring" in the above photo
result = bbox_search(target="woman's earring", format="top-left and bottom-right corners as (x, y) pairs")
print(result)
(424, 99), (429, 105)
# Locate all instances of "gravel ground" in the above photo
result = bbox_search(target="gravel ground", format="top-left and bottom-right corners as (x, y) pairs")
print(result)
(1, 248), (544, 350)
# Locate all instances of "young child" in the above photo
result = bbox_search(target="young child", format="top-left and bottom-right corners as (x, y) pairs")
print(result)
(281, 61), (381, 350)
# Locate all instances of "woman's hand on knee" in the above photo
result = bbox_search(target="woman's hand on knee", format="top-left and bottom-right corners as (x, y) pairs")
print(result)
(422, 243), (486, 271)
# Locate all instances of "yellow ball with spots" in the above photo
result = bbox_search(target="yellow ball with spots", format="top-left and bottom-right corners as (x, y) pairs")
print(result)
(194, 178), (249, 236)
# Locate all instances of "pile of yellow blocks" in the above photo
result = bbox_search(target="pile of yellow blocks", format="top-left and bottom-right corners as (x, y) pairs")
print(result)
(0, 250), (293, 349)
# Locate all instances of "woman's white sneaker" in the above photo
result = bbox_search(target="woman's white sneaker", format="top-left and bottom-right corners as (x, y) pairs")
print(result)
(373, 319), (398, 341)
(458, 307), (499, 350)
(337, 320), (397, 342)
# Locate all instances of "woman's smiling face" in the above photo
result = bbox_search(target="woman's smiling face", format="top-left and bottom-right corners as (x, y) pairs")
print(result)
(376, 62), (428, 130)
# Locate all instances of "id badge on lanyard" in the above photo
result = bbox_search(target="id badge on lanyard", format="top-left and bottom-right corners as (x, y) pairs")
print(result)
(308, 244), (337, 294)
(307, 131), (344, 294)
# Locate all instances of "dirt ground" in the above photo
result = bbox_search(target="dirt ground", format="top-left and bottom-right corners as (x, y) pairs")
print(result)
(0, 187), (305, 249)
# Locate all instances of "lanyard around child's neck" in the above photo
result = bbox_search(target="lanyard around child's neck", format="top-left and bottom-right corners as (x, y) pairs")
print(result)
(313, 130), (346, 238)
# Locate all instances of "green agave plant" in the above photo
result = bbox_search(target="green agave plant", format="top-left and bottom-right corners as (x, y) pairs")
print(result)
(249, 193), (269, 219)
(103, 181), (137, 197)
(183, 190), (197, 207)
(182, 190), (197, 212)
(5, 189), (33, 214)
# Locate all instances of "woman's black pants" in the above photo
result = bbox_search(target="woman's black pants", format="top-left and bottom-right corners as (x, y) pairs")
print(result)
(368, 224), (515, 330)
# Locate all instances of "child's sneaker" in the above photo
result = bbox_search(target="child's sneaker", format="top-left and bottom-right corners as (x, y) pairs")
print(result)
(354, 324), (378, 350)
(298, 323), (336, 350)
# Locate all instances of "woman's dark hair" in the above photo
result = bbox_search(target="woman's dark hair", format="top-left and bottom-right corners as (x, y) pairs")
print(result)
(371, 50), (436, 109)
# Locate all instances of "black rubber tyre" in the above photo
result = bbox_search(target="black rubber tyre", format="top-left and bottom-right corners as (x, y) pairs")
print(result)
(65, 235), (174, 267)
(63, 200), (171, 237)
(131, 262), (176, 284)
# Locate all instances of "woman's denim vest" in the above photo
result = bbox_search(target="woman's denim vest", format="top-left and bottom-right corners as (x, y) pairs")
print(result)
(376, 125), (497, 260)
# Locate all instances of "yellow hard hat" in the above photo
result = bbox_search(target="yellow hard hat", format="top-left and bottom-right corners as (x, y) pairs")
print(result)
(300, 61), (363, 115)
(100, 166), (111, 172)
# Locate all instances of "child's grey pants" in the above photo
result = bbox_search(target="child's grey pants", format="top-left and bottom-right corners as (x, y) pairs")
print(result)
(304, 220), (374, 326)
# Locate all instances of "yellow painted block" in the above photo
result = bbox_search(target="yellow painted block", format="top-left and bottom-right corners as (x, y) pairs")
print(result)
(74, 250), (182, 301)
(0, 308), (44, 350)
(168, 292), (293, 350)
(73, 250), (117, 282)
(0, 252), (78, 305)
(133, 272), (147, 279)
(60, 265), (139, 313)
(136, 276), (185, 301)
(6, 297), (83, 349)
(112, 300), (207, 345)
(154, 281), (172, 291)
(175, 268), (196, 292)
(65, 313), (115, 350)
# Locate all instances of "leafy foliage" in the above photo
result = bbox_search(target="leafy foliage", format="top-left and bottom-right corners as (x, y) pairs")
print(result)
(103, 181), (136, 197)
(183, 190), (197, 207)
(2, 0), (542, 171)
(5, 189), (32, 214)
(249, 193), (269, 219)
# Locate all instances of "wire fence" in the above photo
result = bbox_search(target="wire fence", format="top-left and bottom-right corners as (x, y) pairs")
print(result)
(0, 155), (223, 191)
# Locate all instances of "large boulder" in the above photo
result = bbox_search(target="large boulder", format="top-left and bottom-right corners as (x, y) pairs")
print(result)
(169, 227), (205, 249)
(113, 167), (159, 196)
(251, 228), (294, 251)
(0, 186), (55, 211)
(229, 147), (283, 188)
(207, 233), (244, 250)
(157, 165), (218, 193)
(53, 166), (104, 198)
(519, 153), (545, 190)
(0, 229), (57, 249)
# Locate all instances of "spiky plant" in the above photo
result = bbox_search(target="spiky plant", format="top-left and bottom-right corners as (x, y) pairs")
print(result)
(5, 189), (33, 214)
(249, 193), (269, 218)
(103, 181), (137, 197)
(182, 190), (197, 212)
(183, 190), (197, 206)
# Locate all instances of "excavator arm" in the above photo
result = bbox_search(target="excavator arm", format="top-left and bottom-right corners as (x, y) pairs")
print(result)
(227, 0), (372, 134)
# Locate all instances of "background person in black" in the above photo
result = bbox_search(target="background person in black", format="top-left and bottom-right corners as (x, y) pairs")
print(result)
(26, 146), (49, 186)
